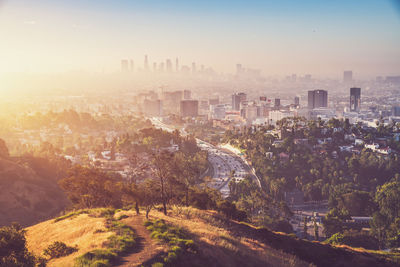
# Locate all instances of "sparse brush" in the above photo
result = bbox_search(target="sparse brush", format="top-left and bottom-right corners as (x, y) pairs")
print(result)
(53, 210), (89, 223)
(43, 241), (78, 259)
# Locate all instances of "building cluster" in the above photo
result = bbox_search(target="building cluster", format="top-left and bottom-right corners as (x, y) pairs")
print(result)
(135, 89), (200, 118)
(121, 55), (216, 76)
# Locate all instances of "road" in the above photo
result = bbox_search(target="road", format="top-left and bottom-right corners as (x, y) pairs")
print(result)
(150, 117), (252, 198)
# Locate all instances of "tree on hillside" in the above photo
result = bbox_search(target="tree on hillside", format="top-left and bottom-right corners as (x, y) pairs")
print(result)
(0, 138), (9, 158)
(140, 179), (161, 219)
(0, 223), (36, 267)
(59, 166), (123, 209)
(151, 151), (174, 215)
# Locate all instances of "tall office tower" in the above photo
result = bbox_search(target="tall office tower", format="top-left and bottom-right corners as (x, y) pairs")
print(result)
(180, 100), (199, 117)
(130, 60), (134, 72)
(232, 93), (247, 111)
(236, 64), (243, 75)
(274, 98), (281, 108)
(308, 90), (328, 109)
(343, 71), (353, 83)
(153, 62), (157, 72)
(142, 99), (163, 116)
(291, 74), (297, 82)
(192, 62), (196, 74)
(209, 98), (219, 105)
(144, 55), (149, 70)
(183, 90), (191, 100)
(350, 87), (361, 112)
(121, 59), (129, 72)
(166, 59), (172, 72)
(392, 106), (400, 116)
(175, 58), (179, 72)
(159, 62), (165, 72)
(294, 96), (300, 106)
(304, 74), (312, 82)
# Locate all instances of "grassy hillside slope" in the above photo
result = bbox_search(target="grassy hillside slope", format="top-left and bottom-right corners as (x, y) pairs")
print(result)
(25, 207), (400, 267)
(0, 157), (68, 226)
(26, 212), (113, 267)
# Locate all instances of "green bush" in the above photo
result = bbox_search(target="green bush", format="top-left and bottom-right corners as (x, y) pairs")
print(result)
(75, 249), (117, 267)
(54, 210), (89, 222)
(0, 223), (36, 266)
(146, 219), (196, 265)
(43, 241), (78, 259)
(151, 262), (164, 267)
(117, 214), (129, 220)
(163, 252), (177, 263)
(325, 230), (379, 250)
(74, 212), (137, 266)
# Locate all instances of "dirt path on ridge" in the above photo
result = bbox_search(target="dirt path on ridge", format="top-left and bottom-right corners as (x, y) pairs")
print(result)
(116, 215), (165, 267)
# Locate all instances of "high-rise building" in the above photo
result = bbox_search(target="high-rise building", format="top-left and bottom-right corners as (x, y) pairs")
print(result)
(176, 58), (179, 72)
(392, 106), (400, 116)
(166, 59), (172, 72)
(209, 98), (219, 105)
(236, 64), (243, 75)
(304, 74), (312, 82)
(142, 99), (162, 116)
(350, 87), (361, 112)
(294, 96), (300, 106)
(144, 55), (149, 70)
(162, 91), (183, 114)
(308, 90), (328, 109)
(183, 90), (191, 100)
(192, 62), (196, 74)
(343, 71), (353, 83)
(159, 62), (165, 72)
(232, 93), (246, 111)
(130, 60), (134, 72)
(210, 104), (226, 120)
(274, 98), (281, 108)
(153, 62), (157, 72)
(180, 100), (199, 117)
(386, 76), (400, 84)
(121, 59), (129, 72)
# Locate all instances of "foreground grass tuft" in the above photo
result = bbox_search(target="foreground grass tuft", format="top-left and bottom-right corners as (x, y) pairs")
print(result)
(74, 209), (137, 267)
(145, 219), (196, 265)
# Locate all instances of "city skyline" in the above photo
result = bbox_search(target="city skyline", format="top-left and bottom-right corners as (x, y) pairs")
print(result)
(0, 0), (399, 78)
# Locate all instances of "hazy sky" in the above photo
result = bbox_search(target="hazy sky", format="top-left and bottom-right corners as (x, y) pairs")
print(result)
(0, 0), (399, 78)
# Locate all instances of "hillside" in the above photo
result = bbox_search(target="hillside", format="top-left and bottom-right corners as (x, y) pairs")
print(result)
(25, 207), (400, 267)
(0, 156), (68, 226)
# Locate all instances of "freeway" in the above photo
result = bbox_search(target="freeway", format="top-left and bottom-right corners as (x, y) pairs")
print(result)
(150, 117), (253, 198)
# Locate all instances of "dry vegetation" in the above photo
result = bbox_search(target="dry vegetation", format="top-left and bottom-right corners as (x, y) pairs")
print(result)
(116, 207), (314, 267)
(23, 206), (400, 267)
(26, 213), (112, 267)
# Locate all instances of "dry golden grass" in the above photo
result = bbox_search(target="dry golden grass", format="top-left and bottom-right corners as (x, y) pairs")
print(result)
(147, 207), (313, 267)
(26, 213), (113, 267)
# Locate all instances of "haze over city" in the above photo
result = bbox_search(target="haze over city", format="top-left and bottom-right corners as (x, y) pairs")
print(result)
(0, 0), (399, 78)
(1, 1), (400, 267)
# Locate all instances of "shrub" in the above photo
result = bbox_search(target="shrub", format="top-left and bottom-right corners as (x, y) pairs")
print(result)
(54, 210), (89, 222)
(43, 241), (78, 259)
(163, 252), (177, 263)
(325, 230), (379, 250)
(216, 200), (247, 221)
(75, 249), (117, 267)
(117, 214), (129, 220)
(146, 219), (197, 265)
(0, 223), (36, 266)
(151, 262), (164, 267)
(75, 212), (137, 266)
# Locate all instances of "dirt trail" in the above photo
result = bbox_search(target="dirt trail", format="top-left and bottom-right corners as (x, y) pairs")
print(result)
(117, 215), (164, 267)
